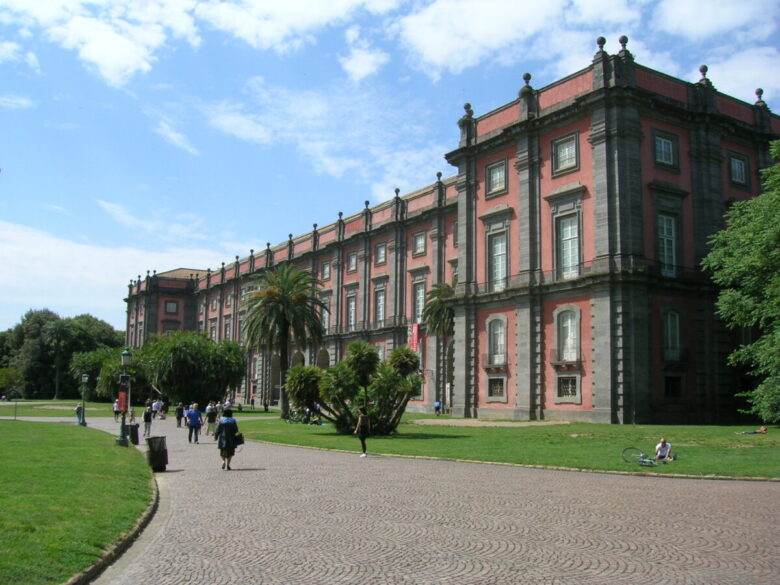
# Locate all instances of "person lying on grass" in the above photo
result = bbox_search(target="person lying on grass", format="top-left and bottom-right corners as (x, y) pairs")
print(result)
(736, 426), (768, 435)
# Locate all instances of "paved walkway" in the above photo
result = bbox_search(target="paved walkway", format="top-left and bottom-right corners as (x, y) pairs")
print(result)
(14, 415), (780, 585)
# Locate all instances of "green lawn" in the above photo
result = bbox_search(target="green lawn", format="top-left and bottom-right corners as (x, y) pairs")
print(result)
(0, 420), (153, 585)
(241, 416), (780, 479)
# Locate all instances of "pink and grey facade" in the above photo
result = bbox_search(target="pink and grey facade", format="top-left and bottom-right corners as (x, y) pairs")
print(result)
(126, 37), (779, 423)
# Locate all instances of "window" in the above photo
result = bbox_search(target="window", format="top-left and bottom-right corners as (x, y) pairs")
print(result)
(165, 300), (178, 314)
(663, 311), (680, 361)
(552, 134), (578, 174)
(199, 302), (204, 315)
(453, 221), (459, 248)
(225, 293), (232, 308)
(375, 242), (387, 266)
(413, 231), (426, 256)
(321, 261), (331, 280)
(658, 213), (677, 277)
(346, 296), (357, 331)
(211, 298), (217, 311)
(347, 252), (358, 273)
(374, 289), (386, 325)
(488, 319), (506, 365)
(321, 297), (330, 332)
(557, 215), (579, 279)
(729, 153), (749, 186)
(413, 282), (426, 323)
(488, 378), (505, 398)
(653, 130), (679, 169)
(209, 320), (217, 340)
(557, 310), (578, 362)
(486, 160), (507, 195)
(224, 321), (231, 340)
(488, 232), (507, 291)
(376, 344), (385, 361)
(557, 376), (578, 399)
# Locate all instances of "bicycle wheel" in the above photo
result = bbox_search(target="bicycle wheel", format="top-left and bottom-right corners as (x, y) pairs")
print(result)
(621, 446), (645, 463)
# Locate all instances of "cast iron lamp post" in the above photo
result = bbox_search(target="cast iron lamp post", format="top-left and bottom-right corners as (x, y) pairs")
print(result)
(117, 348), (131, 447)
(80, 373), (89, 426)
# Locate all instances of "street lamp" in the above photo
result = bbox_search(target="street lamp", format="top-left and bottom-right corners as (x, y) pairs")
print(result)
(80, 373), (89, 426)
(117, 348), (132, 447)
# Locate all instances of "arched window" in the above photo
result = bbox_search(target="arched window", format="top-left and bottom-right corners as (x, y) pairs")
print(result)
(557, 310), (578, 362)
(663, 311), (680, 361)
(488, 319), (506, 365)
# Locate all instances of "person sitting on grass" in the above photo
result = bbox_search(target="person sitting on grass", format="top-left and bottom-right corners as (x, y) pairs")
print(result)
(654, 437), (673, 461)
(736, 426), (768, 435)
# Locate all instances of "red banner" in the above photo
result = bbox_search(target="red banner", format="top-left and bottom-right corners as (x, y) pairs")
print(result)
(409, 323), (420, 351)
(118, 391), (127, 413)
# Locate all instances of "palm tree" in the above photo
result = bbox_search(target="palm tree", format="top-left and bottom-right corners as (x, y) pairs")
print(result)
(242, 264), (326, 418)
(422, 278), (457, 410)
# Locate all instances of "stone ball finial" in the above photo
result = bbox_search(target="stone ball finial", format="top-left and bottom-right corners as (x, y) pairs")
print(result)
(338, 211), (343, 219)
(755, 88), (765, 103)
(436, 171), (442, 180)
(266, 242), (271, 249)
(700, 64), (708, 78)
(619, 35), (628, 50)
(523, 72), (531, 85)
(365, 200), (370, 208)
(519, 72), (533, 97)
(597, 36), (606, 51)
(288, 233), (293, 240)
(313, 223), (317, 230)
(395, 188), (400, 197)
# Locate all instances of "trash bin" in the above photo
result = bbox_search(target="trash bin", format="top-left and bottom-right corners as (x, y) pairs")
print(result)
(145, 436), (168, 472)
(128, 423), (140, 445)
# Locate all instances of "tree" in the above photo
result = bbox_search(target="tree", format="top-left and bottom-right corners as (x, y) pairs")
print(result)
(0, 367), (24, 398)
(423, 278), (457, 407)
(286, 342), (421, 435)
(8, 309), (61, 399)
(242, 264), (325, 418)
(43, 318), (76, 399)
(139, 332), (246, 410)
(702, 140), (780, 423)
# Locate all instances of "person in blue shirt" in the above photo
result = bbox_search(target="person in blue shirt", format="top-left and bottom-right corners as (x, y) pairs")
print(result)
(186, 403), (204, 443)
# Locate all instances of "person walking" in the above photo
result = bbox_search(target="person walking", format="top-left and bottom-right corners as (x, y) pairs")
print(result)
(74, 403), (84, 425)
(175, 402), (185, 428)
(142, 406), (153, 437)
(186, 403), (204, 443)
(205, 403), (218, 438)
(113, 399), (120, 422)
(215, 408), (240, 470)
(353, 406), (370, 457)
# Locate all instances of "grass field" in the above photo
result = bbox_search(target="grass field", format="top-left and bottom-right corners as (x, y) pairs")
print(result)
(0, 420), (153, 585)
(240, 415), (780, 479)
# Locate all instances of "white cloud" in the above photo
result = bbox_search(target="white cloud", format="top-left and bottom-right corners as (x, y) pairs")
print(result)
(701, 46), (780, 105)
(0, 219), (226, 331)
(654, 0), (779, 41)
(154, 120), (199, 155)
(206, 103), (274, 144)
(46, 15), (162, 86)
(0, 94), (35, 108)
(0, 40), (21, 61)
(97, 200), (208, 242)
(339, 25), (390, 82)
(194, 0), (397, 52)
(397, 0), (567, 77)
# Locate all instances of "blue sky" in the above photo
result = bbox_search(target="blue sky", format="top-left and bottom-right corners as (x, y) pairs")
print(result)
(1, 0), (779, 332)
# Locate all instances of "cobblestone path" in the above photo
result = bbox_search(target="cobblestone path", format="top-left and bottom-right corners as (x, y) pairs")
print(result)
(43, 417), (780, 585)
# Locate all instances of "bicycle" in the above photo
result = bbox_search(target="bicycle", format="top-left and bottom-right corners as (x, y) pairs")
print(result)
(621, 446), (666, 466)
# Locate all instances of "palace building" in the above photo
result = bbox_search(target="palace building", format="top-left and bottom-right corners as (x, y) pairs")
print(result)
(126, 37), (780, 424)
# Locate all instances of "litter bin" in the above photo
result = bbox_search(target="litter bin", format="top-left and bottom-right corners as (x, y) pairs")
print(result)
(145, 436), (168, 472)
(127, 423), (140, 446)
